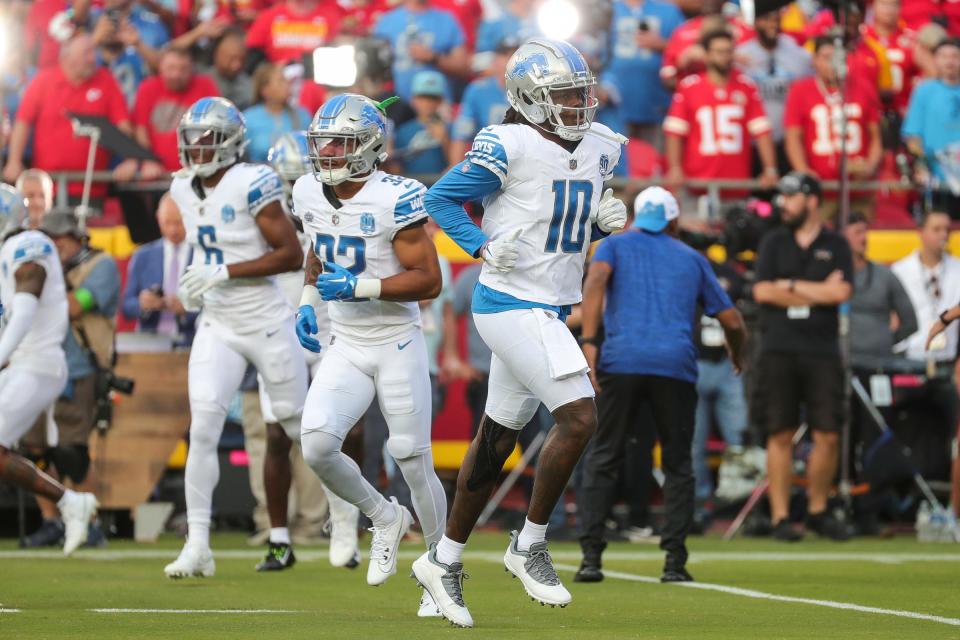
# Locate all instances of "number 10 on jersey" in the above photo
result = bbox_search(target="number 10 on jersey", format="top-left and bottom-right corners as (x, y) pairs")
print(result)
(546, 180), (593, 254)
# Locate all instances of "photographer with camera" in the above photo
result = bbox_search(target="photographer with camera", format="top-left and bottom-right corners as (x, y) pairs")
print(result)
(21, 210), (122, 548)
(752, 172), (853, 542)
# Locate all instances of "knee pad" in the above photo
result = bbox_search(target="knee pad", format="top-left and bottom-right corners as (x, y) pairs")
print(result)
(301, 429), (342, 473)
(467, 417), (516, 491)
(48, 445), (90, 484)
(386, 434), (422, 461)
(188, 411), (225, 451)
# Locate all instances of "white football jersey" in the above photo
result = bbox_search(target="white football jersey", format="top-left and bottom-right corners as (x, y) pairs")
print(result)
(291, 170), (427, 345)
(170, 163), (293, 334)
(466, 122), (622, 307)
(0, 230), (68, 376)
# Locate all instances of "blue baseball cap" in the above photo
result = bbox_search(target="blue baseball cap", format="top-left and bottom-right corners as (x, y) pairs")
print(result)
(632, 187), (680, 232)
(411, 70), (447, 97)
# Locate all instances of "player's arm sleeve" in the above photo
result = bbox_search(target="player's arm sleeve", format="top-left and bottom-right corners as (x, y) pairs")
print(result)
(391, 183), (430, 241)
(424, 161), (501, 258)
(248, 169), (285, 216)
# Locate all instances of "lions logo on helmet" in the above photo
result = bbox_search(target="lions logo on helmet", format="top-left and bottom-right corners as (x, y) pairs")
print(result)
(306, 94), (389, 186)
(0, 184), (29, 240)
(177, 97), (249, 178)
(505, 39), (598, 142)
(268, 131), (312, 184)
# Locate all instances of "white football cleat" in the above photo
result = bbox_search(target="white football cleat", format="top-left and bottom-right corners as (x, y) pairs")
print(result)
(327, 492), (361, 568)
(164, 544), (215, 579)
(366, 497), (412, 586)
(417, 589), (441, 618)
(503, 531), (571, 607)
(61, 492), (97, 556)
(412, 544), (473, 628)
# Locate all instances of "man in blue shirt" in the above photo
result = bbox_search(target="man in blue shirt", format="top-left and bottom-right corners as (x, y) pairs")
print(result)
(903, 37), (960, 215)
(607, 0), (684, 147)
(450, 37), (514, 163)
(575, 187), (746, 583)
(394, 70), (451, 174)
(475, 0), (542, 53)
(373, 0), (470, 102)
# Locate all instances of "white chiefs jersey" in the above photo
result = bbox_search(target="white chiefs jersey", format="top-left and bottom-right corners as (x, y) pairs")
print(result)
(0, 230), (68, 376)
(291, 170), (427, 345)
(170, 163), (293, 334)
(466, 122), (622, 307)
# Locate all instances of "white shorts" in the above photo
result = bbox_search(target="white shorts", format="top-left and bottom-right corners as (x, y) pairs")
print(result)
(0, 366), (68, 448)
(190, 317), (308, 438)
(259, 336), (324, 429)
(301, 330), (432, 459)
(474, 308), (594, 430)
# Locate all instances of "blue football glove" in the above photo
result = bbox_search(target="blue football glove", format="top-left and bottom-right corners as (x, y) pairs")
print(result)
(295, 304), (322, 353)
(317, 261), (359, 301)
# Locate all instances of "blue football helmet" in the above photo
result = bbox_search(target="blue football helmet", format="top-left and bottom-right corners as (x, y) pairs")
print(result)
(177, 97), (249, 178)
(0, 184), (28, 239)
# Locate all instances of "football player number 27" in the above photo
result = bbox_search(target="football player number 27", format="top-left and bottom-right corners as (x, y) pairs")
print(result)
(695, 105), (744, 155)
(198, 226), (224, 265)
(546, 180), (593, 254)
(315, 234), (367, 275)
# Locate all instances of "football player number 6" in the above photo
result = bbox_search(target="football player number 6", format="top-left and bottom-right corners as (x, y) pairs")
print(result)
(198, 225), (224, 265)
(695, 105), (744, 155)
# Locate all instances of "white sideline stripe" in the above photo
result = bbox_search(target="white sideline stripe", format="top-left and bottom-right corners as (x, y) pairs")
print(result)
(0, 608), (21, 613)
(3, 549), (960, 564)
(553, 563), (960, 627)
(91, 609), (298, 614)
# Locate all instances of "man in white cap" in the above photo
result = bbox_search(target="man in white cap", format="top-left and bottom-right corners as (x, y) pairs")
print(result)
(575, 186), (747, 583)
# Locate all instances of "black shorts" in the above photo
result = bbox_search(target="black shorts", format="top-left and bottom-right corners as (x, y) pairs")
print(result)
(755, 351), (844, 434)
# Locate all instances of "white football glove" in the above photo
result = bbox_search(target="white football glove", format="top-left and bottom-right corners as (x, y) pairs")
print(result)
(180, 263), (229, 299)
(593, 188), (628, 233)
(481, 228), (522, 273)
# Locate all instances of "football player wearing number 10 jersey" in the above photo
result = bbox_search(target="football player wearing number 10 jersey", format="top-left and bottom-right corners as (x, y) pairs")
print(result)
(163, 97), (309, 579)
(414, 38), (628, 628)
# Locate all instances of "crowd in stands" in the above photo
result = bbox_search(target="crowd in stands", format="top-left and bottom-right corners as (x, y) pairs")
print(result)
(0, 0), (959, 218)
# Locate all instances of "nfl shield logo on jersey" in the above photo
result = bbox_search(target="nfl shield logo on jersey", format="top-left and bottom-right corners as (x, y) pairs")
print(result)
(360, 213), (376, 236)
(221, 205), (236, 224)
(599, 154), (609, 176)
(304, 212), (314, 223)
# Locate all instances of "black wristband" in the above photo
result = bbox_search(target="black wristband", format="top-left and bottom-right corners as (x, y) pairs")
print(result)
(578, 336), (601, 346)
(940, 310), (954, 326)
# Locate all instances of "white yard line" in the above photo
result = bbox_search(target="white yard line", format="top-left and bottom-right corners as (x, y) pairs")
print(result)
(552, 563), (960, 627)
(91, 609), (299, 614)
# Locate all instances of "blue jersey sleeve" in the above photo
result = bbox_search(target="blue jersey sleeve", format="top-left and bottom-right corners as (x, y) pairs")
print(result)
(11, 235), (54, 266)
(248, 169), (285, 214)
(424, 160), (502, 258)
(464, 127), (509, 185)
(393, 183), (429, 230)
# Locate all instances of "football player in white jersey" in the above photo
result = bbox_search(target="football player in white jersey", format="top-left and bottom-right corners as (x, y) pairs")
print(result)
(163, 97), (309, 579)
(0, 185), (98, 556)
(292, 94), (447, 615)
(260, 132), (362, 571)
(412, 39), (628, 627)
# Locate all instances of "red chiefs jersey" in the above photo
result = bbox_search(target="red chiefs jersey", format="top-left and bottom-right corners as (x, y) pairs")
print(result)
(660, 16), (755, 83)
(246, 1), (342, 64)
(663, 71), (771, 182)
(863, 23), (919, 113)
(783, 76), (880, 181)
(901, 0), (960, 35)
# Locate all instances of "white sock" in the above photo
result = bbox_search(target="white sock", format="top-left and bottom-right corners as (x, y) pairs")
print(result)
(187, 522), (210, 549)
(369, 498), (399, 529)
(269, 527), (291, 545)
(516, 518), (548, 552)
(435, 535), (465, 566)
(56, 488), (77, 511)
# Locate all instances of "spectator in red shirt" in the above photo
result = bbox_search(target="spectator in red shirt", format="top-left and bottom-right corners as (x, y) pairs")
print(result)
(245, 0), (341, 68)
(664, 30), (778, 203)
(660, 6), (755, 90)
(3, 33), (137, 202)
(865, 0), (920, 115)
(784, 36), (883, 219)
(134, 47), (219, 177)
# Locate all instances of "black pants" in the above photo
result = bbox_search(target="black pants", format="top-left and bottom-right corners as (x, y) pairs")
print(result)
(579, 373), (697, 565)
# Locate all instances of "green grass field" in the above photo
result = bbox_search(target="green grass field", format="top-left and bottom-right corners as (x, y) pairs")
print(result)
(1, 532), (958, 639)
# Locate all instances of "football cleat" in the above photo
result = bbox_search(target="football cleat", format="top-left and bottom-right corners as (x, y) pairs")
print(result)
(164, 543), (215, 579)
(327, 492), (361, 568)
(417, 589), (441, 618)
(503, 531), (571, 607)
(412, 544), (473, 628)
(366, 497), (412, 586)
(62, 492), (98, 556)
(256, 543), (296, 572)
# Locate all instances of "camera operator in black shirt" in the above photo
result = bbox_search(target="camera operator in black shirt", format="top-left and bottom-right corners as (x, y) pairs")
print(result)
(752, 173), (853, 542)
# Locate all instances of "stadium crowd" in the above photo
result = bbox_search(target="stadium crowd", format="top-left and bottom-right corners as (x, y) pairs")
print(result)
(2, 0), (960, 553)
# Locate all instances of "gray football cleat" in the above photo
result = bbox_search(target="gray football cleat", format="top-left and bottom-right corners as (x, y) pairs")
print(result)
(503, 530), (571, 607)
